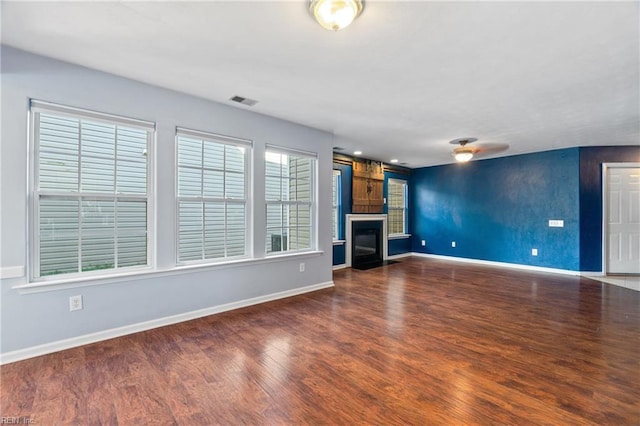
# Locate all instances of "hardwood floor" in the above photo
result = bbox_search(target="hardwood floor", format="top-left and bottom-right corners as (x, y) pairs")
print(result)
(1, 257), (639, 425)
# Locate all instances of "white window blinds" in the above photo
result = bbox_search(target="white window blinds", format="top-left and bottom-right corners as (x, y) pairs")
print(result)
(388, 178), (407, 235)
(265, 147), (316, 254)
(176, 128), (251, 263)
(332, 170), (341, 240)
(31, 101), (153, 279)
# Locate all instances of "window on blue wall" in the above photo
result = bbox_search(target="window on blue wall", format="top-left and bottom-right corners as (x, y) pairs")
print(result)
(332, 169), (341, 240)
(265, 146), (316, 254)
(30, 100), (154, 280)
(388, 178), (408, 235)
(176, 128), (251, 263)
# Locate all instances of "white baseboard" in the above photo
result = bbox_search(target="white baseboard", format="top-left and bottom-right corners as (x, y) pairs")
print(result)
(334, 251), (600, 278)
(388, 252), (412, 260)
(410, 252), (585, 276)
(581, 274), (640, 291)
(579, 271), (605, 278)
(0, 281), (334, 365)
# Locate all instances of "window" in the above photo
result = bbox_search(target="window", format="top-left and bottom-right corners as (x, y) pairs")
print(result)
(265, 147), (316, 254)
(388, 178), (408, 235)
(332, 169), (341, 240)
(30, 101), (153, 280)
(176, 128), (251, 263)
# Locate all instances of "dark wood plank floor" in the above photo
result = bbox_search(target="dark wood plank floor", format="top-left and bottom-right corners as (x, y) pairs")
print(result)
(2, 257), (639, 425)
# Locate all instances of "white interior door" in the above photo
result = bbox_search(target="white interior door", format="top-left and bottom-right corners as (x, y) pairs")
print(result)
(606, 165), (640, 274)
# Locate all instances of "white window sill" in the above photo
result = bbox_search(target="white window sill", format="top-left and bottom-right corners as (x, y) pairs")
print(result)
(13, 250), (324, 294)
(389, 233), (411, 240)
(333, 240), (346, 246)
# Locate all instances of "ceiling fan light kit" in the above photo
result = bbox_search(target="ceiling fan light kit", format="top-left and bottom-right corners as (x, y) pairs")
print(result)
(450, 137), (510, 163)
(309, 0), (364, 31)
(451, 137), (477, 163)
(454, 150), (474, 162)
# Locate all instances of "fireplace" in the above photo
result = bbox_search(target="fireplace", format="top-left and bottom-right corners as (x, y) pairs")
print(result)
(346, 214), (388, 269)
(352, 221), (383, 269)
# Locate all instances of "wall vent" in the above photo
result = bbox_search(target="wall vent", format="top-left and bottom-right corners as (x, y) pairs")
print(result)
(229, 95), (258, 106)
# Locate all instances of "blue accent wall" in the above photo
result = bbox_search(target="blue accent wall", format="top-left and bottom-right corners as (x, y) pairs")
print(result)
(333, 243), (346, 266)
(411, 148), (581, 270)
(579, 146), (640, 271)
(334, 146), (638, 271)
(389, 238), (411, 256)
(332, 163), (352, 265)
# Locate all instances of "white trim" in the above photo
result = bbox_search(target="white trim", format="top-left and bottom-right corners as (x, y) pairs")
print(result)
(0, 266), (25, 279)
(346, 214), (388, 267)
(581, 274), (640, 292)
(332, 240), (346, 246)
(13, 250), (324, 294)
(333, 264), (347, 270)
(579, 271), (605, 278)
(265, 144), (317, 159)
(176, 126), (253, 148)
(601, 162), (640, 274)
(411, 252), (583, 276)
(30, 99), (155, 131)
(387, 252), (412, 260)
(0, 280), (334, 365)
(388, 234), (411, 240)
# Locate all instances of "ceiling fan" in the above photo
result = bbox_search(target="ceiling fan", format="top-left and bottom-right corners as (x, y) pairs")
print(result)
(450, 137), (509, 163)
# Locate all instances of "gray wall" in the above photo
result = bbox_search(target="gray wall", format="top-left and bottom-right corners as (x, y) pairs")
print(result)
(0, 46), (334, 354)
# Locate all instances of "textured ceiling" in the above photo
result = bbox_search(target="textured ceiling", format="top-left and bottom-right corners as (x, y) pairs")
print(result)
(2, 1), (639, 167)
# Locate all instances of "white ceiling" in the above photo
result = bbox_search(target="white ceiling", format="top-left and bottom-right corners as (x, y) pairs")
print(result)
(2, 1), (639, 168)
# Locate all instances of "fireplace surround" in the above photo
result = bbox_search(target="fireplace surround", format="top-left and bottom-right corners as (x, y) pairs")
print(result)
(345, 214), (388, 268)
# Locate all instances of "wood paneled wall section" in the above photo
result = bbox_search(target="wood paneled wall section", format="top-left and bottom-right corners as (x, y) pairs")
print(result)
(352, 160), (384, 213)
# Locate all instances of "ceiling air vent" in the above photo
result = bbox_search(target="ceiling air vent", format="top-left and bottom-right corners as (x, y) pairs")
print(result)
(229, 95), (258, 107)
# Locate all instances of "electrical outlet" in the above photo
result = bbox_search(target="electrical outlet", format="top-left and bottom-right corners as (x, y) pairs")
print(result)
(532, 248), (538, 256)
(421, 240), (426, 246)
(299, 262), (305, 272)
(69, 295), (83, 311)
(451, 241), (456, 248)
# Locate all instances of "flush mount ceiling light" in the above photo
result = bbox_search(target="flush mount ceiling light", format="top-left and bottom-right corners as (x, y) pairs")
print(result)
(309, 0), (364, 31)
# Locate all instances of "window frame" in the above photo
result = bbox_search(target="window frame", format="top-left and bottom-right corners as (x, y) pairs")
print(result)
(175, 127), (252, 265)
(29, 100), (155, 282)
(387, 178), (408, 236)
(265, 145), (317, 255)
(332, 169), (341, 241)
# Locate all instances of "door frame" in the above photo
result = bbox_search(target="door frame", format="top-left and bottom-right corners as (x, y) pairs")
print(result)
(601, 162), (640, 274)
